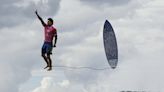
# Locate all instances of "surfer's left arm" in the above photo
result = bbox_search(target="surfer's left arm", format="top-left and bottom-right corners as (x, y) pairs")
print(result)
(53, 30), (57, 47)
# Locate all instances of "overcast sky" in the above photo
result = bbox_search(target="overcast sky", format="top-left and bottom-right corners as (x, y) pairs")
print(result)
(0, 0), (164, 92)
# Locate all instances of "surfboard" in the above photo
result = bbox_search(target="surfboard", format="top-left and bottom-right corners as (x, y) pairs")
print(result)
(103, 20), (118, 69)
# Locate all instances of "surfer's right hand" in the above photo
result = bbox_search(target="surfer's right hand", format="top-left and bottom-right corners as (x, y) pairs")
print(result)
(53, 44), (56, 48)
(35, 10), (38, 15)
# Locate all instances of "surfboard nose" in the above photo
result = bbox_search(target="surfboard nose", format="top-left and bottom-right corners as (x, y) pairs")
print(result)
(105, 20), (110, 25)
(104, 20), (112, 32)
(105, 20), (109, 23)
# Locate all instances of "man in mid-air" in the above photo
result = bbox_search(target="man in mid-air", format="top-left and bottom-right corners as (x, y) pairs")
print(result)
(35, 10), (57, 71)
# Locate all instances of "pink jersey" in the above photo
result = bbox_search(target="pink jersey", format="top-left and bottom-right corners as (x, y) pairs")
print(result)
(44, 25), (57, 42)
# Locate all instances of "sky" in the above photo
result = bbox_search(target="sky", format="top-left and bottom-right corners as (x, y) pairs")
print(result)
(0, 0), (164, 92)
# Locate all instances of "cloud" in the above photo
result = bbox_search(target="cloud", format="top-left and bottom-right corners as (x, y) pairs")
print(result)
(81, 0), (164, 91)
(80, 0), (130, 7)
(0, 0), (61, 28)
(51, 0), (140, 85)
(0, 0), (61, 91)
(54, 0), (141, 34)
(52, 0), (164, 91)
(0, 62), (32, 92)
(0, 0), (61, 90)
(31, 77), (86, 92)
(1, 0), (164, 92)
(0, 21), (42, 92)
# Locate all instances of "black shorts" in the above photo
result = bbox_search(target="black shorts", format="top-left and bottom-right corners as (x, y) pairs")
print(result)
(42, 42), (53, 55)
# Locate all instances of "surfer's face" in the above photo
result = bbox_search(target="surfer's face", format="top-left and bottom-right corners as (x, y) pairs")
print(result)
(47, 20), (52, 26)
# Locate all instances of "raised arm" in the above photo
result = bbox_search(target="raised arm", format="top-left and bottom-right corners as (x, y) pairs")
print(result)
(35, 10), (46, 27)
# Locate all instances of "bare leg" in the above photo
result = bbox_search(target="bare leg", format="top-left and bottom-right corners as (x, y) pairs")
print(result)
(42, 54), (49, 69)
(47, 54), (52, 71)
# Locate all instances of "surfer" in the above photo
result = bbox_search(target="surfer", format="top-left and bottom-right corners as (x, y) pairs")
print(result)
(35, 10), (57, 71)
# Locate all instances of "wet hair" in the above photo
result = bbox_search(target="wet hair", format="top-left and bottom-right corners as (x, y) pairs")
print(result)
(48, 18), (53, 24)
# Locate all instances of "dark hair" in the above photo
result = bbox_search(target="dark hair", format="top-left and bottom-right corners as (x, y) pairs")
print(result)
(48, 18), (53, 24)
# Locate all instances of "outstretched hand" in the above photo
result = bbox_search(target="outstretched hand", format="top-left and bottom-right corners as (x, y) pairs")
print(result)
(35, 10), (38, 15)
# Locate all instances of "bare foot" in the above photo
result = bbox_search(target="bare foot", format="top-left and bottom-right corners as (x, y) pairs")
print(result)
(47, 67), (52, 71)
(44, 66), (49, 69)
